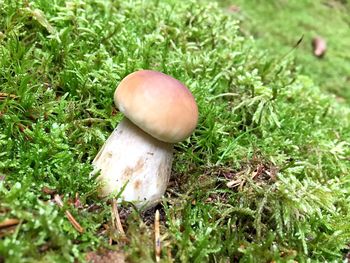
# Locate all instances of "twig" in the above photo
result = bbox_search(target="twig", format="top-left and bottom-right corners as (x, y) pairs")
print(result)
(54, 194), (84, 233)
(154, 210), (161, 262)
(0, 218), (19, 229)
(111, 199), (125, 236)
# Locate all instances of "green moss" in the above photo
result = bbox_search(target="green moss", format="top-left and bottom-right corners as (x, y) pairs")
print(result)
(0, 0), (349, 262)
(221, 0), (350, 102)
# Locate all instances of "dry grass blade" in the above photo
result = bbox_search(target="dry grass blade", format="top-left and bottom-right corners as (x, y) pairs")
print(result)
(0, 218), (20, 229)
(0, 92), (17, 100)
(154, 209), (161, 262)
(54, 194), (84, 233)
(111, 199), (125, 236)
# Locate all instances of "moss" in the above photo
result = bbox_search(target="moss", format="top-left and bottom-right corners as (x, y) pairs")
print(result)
(0, 0), (349, 262)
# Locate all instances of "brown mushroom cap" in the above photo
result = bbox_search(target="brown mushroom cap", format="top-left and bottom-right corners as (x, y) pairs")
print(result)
(114, 70), (198, 143)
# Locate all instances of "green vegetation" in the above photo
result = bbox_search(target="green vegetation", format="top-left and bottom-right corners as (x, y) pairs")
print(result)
(222, 0), (350, 102)
(0, 0), (349, 262)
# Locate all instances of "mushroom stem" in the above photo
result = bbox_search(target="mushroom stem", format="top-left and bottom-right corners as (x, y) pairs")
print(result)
(92, 118), (173, 207)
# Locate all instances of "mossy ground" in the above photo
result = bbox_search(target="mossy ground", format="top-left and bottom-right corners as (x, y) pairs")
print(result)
(0, 0), (349, 262)
(221, 0), (350, 102)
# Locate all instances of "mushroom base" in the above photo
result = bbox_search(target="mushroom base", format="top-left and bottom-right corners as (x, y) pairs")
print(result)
(92, 118), (173, 208)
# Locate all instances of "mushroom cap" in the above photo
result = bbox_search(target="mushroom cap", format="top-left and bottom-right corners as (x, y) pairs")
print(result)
(114, 70), (198, 143)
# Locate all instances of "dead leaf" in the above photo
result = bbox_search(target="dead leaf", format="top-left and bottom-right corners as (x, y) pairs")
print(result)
(312, 36), (327, 57)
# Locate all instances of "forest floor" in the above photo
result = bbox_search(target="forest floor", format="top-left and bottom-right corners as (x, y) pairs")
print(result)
(0, 0), (349, 262)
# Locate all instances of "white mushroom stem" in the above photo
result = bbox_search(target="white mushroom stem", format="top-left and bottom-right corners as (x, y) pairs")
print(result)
(92, 118), (173, 207)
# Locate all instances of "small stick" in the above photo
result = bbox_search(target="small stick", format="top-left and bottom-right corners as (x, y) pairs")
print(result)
(54, 194), (84, 233)
(154, 210), (161, 262)
(0, 218), (20, 229)
(111, 199), (125, 235)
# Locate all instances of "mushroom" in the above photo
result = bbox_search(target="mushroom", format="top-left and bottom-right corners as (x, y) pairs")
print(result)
(92, 70), (198, 208)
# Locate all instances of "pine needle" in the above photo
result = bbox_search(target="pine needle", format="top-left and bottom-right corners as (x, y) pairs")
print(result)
(54, 194), (84, 233)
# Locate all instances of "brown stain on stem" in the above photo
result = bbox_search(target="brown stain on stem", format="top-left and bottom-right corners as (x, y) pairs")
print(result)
(134, 180), (142, 190)
(122, 158), (145, 179)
